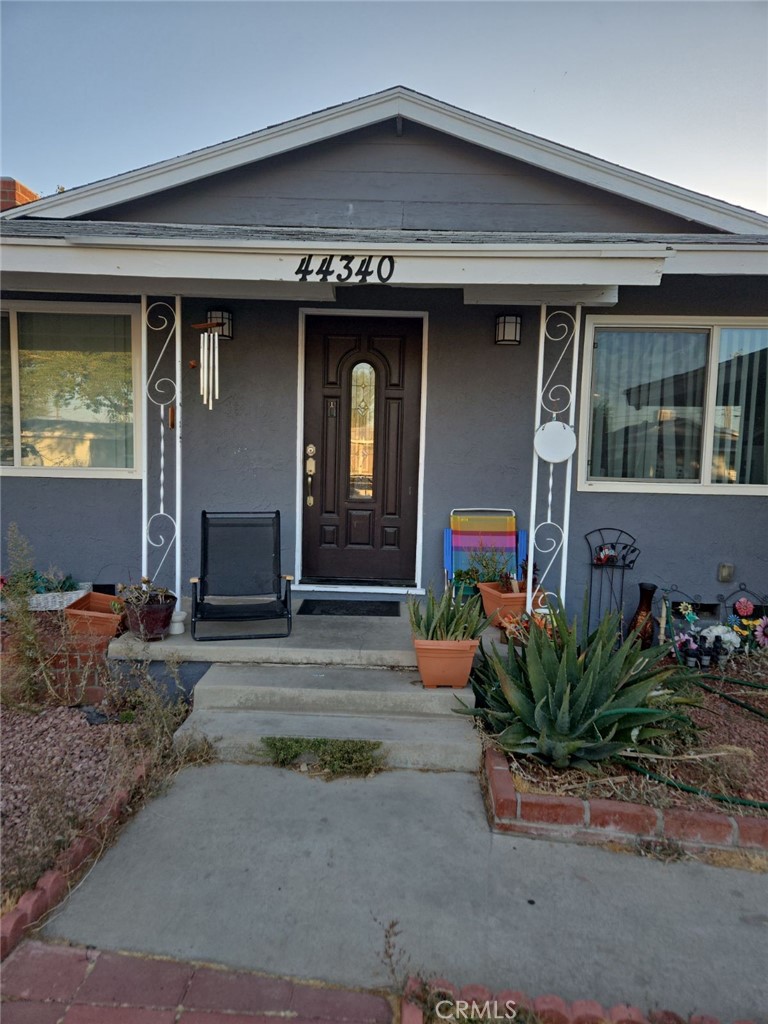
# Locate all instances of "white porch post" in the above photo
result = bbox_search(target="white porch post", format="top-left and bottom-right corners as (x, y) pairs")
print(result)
(141, 296), (183, 612)
(526, 304), (582, 611)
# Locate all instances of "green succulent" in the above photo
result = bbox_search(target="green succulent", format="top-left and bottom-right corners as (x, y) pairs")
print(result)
(457, 600), (696, 768)
(407, 585), (489, 641)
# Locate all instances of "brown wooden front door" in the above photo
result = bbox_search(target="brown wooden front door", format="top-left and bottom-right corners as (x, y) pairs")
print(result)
(302, 315), (422, 585)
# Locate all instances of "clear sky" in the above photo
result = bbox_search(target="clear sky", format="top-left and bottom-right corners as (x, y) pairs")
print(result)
(1, 0), (767, 215)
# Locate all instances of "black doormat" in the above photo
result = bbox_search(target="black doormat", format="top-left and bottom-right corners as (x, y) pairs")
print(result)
(298, 600), (401, 617)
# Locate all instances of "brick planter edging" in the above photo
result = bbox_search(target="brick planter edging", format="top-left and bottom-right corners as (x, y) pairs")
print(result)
(484, 749), (768, 854)
(402, 978), (757, 1024)
(0, 759), (149, 960)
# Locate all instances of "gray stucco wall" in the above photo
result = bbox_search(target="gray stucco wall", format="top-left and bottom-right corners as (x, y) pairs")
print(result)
(1, 478), (141, 588)
(2, 277), (765, 620)
(89, 121), (706, 234)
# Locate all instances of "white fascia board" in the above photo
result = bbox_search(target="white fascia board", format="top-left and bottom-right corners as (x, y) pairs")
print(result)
(1, 238), (668, 286)
(0, 271), (336, 301)
(664, 246), (768, 275)
(463, 285), (619, 306)
(4, 87), (767, 233)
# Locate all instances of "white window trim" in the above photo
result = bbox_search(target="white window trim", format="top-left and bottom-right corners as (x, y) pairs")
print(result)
(0, 300), (142, 479)
(578, 315), (768, 496)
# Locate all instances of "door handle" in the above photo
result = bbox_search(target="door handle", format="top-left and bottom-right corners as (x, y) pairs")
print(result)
(306, 444), (316, 507)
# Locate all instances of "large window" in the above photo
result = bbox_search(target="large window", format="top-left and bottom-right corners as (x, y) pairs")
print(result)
(581, 318), (768, 493)
(0, 303), (140, 476)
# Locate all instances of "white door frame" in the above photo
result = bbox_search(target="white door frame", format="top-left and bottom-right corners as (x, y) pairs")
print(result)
(294, 307), (429, 595)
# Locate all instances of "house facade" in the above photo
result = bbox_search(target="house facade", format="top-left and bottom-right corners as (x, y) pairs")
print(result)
(2, 88), (766, 621)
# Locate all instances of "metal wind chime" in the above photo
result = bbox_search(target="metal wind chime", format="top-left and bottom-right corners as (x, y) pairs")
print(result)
(192, 311), (232, 410)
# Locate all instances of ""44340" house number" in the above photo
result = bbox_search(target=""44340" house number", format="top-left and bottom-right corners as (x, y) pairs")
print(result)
(294, 254), (396, 284)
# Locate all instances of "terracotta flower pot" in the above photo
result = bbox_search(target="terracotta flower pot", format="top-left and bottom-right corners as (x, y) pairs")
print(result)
(124, 597), (177, 642)
(413, 638), (480, 688)
(477, 581), (545, 627)
(65, 592), (125, 637)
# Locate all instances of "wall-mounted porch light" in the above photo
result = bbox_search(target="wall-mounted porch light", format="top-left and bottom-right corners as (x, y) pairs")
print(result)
(206, 309), (233, 340)
(495, 314), (521, 345)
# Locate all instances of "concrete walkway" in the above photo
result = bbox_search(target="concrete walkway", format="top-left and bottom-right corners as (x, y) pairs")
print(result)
(38, 764), (768, 1020)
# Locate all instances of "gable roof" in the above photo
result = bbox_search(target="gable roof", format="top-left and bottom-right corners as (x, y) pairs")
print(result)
(4, 86), (767, 233)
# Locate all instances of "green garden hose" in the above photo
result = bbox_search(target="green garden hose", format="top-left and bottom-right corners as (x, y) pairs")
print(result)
(690, 679), (768, 721)
(615, 756), (768, 811)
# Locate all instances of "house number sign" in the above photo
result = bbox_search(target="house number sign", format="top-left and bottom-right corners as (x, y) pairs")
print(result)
(294, 254), (396, 284)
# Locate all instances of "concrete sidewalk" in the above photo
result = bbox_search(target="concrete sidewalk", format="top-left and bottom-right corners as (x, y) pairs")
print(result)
(38, 765), (768, 1020)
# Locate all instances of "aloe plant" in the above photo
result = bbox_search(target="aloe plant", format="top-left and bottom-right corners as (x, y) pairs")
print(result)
(407, 585), (489, 641)
(457, 602), (695, 768)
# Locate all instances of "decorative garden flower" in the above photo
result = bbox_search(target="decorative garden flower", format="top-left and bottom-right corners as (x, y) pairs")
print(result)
(675, 631), (698, 651)
(735, 597), (755, 617)
(700, 623), (741, 652)
(678, 601), (698, 626)
(755, 617), (768, 648)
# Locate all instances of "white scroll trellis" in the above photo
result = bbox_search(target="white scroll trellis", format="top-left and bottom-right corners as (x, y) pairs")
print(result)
(526, 306), (582, 612)
(142, 297), (182, 599)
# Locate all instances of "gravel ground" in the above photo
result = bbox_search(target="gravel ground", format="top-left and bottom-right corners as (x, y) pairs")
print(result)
(1, 706), (142, 904)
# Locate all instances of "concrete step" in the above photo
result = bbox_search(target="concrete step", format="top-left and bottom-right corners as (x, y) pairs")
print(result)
(193, 664), (472, 717)
(109, 612), (417, 669)
(176, 708), (482, 772)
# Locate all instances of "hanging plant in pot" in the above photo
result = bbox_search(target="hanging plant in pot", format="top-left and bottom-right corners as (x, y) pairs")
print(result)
(407, 585), (489, 689)
(118, 578), (177, 642)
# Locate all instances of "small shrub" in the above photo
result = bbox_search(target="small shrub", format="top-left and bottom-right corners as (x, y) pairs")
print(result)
(458, 602), (697, 769)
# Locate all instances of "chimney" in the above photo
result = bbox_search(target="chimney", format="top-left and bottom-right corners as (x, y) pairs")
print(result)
(1, 178), (40, 212)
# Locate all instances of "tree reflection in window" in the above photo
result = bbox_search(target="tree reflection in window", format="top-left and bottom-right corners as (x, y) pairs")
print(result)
(349, 362), (375, 498)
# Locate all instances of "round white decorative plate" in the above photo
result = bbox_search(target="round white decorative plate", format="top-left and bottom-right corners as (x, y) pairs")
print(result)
(533, 420), (577, 463)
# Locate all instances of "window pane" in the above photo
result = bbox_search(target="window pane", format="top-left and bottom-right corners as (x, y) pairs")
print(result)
(17, 312), (133, 469)
(589, 329), (709, 481)
(349, 362), (375, 499)
(1, 316), (12, 465)
(712, 328), (768, 485)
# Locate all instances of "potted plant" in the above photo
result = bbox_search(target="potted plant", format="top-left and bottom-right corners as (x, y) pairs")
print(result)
(407, 585), (489, 688)
(118, 577), (176, 642)
(476, 558), (544, 627)
(452, 545), (513, 604)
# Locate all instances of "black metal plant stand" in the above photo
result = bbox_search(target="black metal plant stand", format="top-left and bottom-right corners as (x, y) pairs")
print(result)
(585, 528), (640, 633)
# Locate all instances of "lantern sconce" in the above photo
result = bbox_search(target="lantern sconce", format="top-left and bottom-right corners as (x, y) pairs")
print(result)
(206, 310), (233, 340)
(495, 314), (521, 346)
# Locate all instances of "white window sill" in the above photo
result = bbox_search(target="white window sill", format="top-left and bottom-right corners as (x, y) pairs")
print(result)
(579, 479), (768, 496)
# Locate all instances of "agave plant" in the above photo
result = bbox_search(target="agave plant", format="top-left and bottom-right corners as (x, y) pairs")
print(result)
(457, 601), (695, 768)
(407, 585), (489, 641)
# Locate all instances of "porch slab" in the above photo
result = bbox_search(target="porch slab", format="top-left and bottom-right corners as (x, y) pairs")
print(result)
(192, 664), (468, 716)
(109, 609), (417, 668)
(175, 708), (482, 772)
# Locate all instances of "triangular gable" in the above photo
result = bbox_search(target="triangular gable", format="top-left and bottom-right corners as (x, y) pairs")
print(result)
(4, 86), (767, 233)
(84, 120), (712, 235)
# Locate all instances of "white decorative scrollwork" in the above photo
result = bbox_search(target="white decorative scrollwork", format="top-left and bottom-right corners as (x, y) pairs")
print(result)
(146, 301), (178, 409)
(143, 299), (180, 592)
(527, 306), (582, 610)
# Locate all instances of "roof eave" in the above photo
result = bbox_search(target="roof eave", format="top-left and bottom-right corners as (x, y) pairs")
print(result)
(2, 86), (767, 233)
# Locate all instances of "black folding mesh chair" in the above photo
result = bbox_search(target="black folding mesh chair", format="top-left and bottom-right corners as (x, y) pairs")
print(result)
(190, 511), (293, 641)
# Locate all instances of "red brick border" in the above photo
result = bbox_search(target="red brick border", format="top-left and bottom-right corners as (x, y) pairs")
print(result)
(483, 749), (768, 854)
(0, 760), (150, 960)
(401, 977), (757, 1024)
